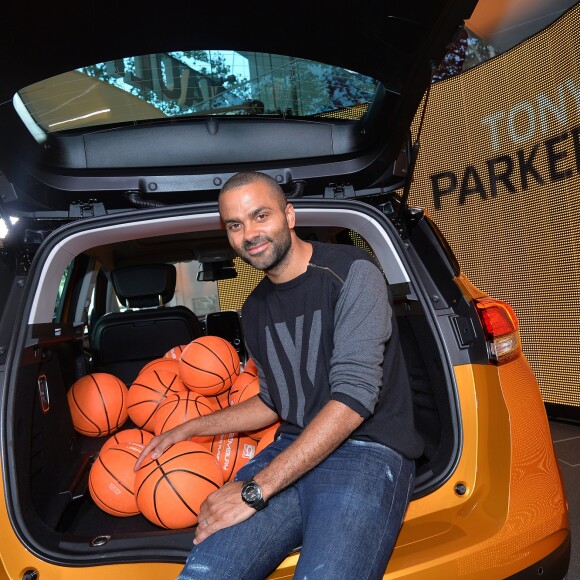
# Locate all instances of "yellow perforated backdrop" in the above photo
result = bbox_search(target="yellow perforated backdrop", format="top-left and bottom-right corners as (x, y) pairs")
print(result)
(218, 258), (265, 312)
(409, 4), (580, 407)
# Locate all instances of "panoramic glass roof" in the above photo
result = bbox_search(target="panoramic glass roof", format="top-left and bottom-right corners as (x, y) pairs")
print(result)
(16, 51), (379, 137)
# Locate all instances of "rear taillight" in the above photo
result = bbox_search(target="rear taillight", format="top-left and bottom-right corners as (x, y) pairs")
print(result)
(473, 298), (521, 364)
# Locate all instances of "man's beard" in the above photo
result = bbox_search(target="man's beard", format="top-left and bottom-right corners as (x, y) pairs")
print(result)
(239, 230), (292, 273)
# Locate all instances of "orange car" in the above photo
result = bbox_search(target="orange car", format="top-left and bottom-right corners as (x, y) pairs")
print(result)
(0, 0), (569, 578)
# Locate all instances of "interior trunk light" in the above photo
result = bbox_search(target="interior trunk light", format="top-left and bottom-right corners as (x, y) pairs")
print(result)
(473, 298), (521, 364)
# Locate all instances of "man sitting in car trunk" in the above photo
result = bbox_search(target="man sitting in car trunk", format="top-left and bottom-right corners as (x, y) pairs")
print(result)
(135, 171), (424, 579)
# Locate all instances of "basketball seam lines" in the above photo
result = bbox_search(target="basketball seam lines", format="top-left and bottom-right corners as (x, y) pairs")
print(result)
(91, 374), (112, 435)
(70, 388), (103, 436)
(97, 452), (136, 495)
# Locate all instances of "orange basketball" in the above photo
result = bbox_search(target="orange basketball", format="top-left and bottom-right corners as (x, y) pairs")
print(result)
(211, 432), (257, 482)
(246, 420), (282, 443)
(152, 391), (213, 436)
(256, 422), (281, 453)
(205, 390), (232, 413)
(244, 357), (258, 376)
(127, 369), (187, 431)
(138, 357), (180, 377)
(100, 428), (154, 455)
(67, 373), (128, 437)
(191, 434), (214, 450)
(179, 336), (240, 396)
(135, 440), (223, 529)
(229, 371), (277, 440)
(229, 371), (260, 406)
(164, 345), (187, 360)
(89, 442), (144, 516)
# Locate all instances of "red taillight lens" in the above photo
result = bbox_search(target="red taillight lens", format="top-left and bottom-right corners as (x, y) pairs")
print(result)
(474, 298), (521, 364)
(475, 299), (519, 338)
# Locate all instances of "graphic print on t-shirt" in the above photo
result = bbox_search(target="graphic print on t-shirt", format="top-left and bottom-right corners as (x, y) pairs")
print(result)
(265, 309), (321, 427)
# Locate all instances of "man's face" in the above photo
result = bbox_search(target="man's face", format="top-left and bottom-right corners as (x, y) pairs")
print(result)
(219, 181), (294, 273)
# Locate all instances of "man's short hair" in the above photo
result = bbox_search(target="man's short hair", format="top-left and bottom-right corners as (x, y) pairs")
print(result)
(219, 171), (287, 209)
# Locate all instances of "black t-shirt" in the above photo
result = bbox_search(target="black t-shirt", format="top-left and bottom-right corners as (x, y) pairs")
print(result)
(242, 241), (424, 459)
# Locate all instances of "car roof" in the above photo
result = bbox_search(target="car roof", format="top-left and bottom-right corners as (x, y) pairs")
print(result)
(0, 1), (478, 213)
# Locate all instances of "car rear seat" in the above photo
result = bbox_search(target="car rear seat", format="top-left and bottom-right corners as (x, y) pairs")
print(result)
(89, 264), (204, 383)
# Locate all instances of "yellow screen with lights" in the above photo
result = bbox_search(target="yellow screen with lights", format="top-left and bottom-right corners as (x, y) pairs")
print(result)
(409, 4), (580, 407)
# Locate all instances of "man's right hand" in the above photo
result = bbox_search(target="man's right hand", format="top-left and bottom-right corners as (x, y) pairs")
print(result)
(133, 425), (188, 471)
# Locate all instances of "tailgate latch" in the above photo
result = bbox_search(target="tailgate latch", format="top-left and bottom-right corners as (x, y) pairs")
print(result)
(324, 183), (355, 199)
(68, 200), (106, 218)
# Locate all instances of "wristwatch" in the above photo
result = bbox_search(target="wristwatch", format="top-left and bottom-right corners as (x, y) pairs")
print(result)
(241, 478), (269, 511)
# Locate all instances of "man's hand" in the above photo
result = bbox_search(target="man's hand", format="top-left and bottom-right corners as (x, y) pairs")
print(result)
(133, 396), (280, 472)
(133, 425), (188, 470)
(191, 401), (363, 545)
(194, 482), (256, 544)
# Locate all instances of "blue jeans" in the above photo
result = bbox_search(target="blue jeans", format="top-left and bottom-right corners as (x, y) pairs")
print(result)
(178, 434), (415, 580)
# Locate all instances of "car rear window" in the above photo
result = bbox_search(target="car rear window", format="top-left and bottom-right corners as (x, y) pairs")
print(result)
(16, 51), (379, 136)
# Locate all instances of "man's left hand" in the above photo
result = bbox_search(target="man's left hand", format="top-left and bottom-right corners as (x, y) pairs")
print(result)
(194, 481), (256, 544)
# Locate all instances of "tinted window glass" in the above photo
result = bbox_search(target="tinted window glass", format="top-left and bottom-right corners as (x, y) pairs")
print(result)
(53, 261), (74, 322)
(17, 51), (379, 135)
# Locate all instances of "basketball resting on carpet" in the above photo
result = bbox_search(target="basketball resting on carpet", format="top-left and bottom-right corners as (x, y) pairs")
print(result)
(135, 440), (224, 529)
(100, 428), (154, 455)
(152, 391), (213, 436)
(211, 432), (257, 482)
(89, 442), (144, 517)
(179, 335), (240, 396)
(127, 368), (187, 431)
(67, 372), (128, 437)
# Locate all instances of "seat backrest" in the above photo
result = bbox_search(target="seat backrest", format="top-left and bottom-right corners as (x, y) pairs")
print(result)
(90, 264), (204, 383)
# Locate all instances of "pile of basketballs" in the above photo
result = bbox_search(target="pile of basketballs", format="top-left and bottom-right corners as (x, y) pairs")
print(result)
(67, 335), (280, 529)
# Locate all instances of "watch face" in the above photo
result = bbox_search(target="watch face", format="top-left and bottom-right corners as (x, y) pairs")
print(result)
(242, 482), (262, 503)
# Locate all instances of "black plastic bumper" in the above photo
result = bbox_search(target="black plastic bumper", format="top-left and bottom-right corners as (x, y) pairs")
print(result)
(507, 530), (571, 579)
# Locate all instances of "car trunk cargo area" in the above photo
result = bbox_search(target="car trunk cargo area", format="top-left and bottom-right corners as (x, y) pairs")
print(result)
(3, 200), (461, 564)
